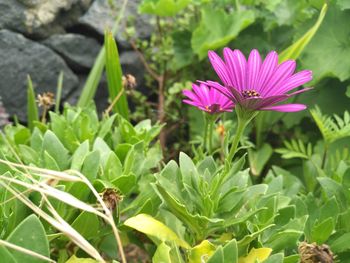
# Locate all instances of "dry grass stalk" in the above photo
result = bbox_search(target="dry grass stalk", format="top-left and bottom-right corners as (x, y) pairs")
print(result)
(0, 239), (56, 263)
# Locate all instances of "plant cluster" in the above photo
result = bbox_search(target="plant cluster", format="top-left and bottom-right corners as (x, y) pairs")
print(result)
(1, 0), (350, 263)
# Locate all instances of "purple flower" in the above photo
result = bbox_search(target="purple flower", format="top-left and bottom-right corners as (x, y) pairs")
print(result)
(206, 48), (312, 112)
(183, 83), (234, 114)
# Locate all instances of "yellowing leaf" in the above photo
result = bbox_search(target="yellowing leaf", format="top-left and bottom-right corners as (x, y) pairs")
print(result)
(188, 240), (216, 263)
(66, 255), (98, 263)
(238, 248), (272, 263)
(124, 214), (190, 249)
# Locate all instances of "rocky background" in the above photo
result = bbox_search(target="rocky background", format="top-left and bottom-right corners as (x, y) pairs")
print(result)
(0, 0), (152, 121)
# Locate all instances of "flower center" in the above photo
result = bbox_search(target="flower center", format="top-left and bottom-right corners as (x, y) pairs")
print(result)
(242, 90), (260, 98)
(205, 104), (222, 113)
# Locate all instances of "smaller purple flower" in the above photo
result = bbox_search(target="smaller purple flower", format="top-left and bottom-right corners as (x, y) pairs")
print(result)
(183, 83), (234, 114)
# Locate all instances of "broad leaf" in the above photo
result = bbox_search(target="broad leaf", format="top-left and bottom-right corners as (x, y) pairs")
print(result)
(6, 215), (49, 263)
(192, 8), (255, 59)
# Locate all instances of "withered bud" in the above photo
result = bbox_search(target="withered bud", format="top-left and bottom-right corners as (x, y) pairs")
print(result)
(37, 92), (55, 108)
(100, 188), (123, 213)
(216, 124), (225, 137)
(299, 241), (334, 263)
(122, 74), (137, 90)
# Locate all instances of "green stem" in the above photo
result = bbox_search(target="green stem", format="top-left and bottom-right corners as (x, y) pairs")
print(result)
(203, 114), (209, 151)
(321, 144), (328, 169)
(227, 118), (248, 163)
(208, 118), (214, 154)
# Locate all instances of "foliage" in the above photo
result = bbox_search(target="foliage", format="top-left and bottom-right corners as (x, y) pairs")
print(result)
(2, 0), (350, 262)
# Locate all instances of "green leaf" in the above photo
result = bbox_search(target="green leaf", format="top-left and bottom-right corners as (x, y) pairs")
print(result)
(71, 212), (100, 240)
(263, 253), (284, 263)
(337, 0), (350, 10)
(207, 246), (224, 263)
(42, 130), (70, 170)
(223, 239), (238, 263)
(139, 0), (190, 16)
(27, 75), (39, 131)
(301, 6), (350, 82)
(191, 8), (255, 59)
(330, 233), (350, 253)
(55, 71), (64, 113)
(112, 173), (136, 194)
(310, 217), (334, 244)
(71, 140), (90, 171)
(0, 246), (17, 263)
(6, 215), (49, 263)
(124, 214), (190, 248)
(152, 242), (172, 263)
(105, 31), (129, 120)
(248, 143), (273, 176)
(171, 30), (194, 70)
(279, 3), (327, 62)
(77, 3), (127, 108)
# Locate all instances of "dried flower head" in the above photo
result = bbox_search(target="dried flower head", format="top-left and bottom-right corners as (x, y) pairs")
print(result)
(122, 74), (137, 90)
(298, 241), (334, 263)
(100, 188), (123, 213)
(37, 92), (55, 108)
(207, 48), (312, 112)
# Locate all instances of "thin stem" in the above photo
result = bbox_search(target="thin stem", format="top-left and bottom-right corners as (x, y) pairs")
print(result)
(208, 119), (214, 154)
(41, 106), (47, 123)
(235, 0), (241, 12)
(104, 88), (125, 116)
(321, 145), (328, 169)
(227, 118), (247, 163)
(203, 115), (209, 150)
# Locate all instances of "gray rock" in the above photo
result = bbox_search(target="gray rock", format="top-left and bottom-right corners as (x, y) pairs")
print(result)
(66, 51), (146, 112)
(0, 0), (92, 38)
(0, 30), (78, 121)
(43, 33), (101, 72)
(78, 0), (153, 49)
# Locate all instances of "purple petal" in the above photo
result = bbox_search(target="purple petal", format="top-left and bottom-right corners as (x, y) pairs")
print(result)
(183, 90), (201, 103)
(183, 99), (203, 108)
(192, 83), (209, 106)
(275, 70), (313, 94)
(232, 49), (247, 91)
(204, 81), (235, 101)
(208, 51), (232, 86)
(246, 49), (262, 91)
(288, 87), (313, 96)
(261, 104), (307, 112)
(261, 60), (296, 96)
(256, 51), (278, 93)
(223, 48), (240, 90)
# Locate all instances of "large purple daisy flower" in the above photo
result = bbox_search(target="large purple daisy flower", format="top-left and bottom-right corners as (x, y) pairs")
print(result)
(206, 48), (312, 112)
(183, 82), (234, 114)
